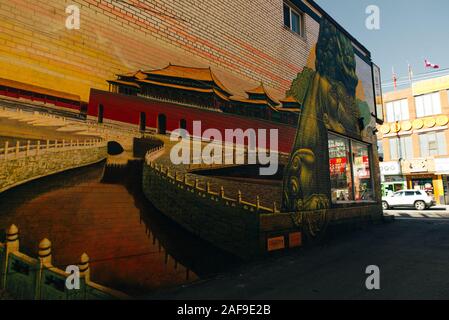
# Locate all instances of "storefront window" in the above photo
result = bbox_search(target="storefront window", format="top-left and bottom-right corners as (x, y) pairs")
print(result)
(352, 142), (374, 201)
(329, 134), (353, 203)
(329, 134), (374, 204)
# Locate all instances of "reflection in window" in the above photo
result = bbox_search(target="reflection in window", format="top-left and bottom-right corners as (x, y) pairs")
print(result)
(352, 142), (374, 201)
(329, 134), (353, 203)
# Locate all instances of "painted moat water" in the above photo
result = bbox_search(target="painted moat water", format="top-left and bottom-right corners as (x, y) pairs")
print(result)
(0, 160), (241, 296)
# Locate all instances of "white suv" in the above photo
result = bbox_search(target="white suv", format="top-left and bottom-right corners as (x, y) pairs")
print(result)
(382, 190), (436, 210)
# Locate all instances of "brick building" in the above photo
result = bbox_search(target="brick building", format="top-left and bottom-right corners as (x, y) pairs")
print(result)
(1, 0), (384, 227)
(0, 0), (322, 102)
(378, 75), (449, 204)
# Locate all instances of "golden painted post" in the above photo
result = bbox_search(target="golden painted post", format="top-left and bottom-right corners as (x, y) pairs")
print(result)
(238, 190), (242, 204)
(4, 141), (8, 160)
(220, 186), (225, 198)
(79, 253), (90, 283)
(207, 182), (211, 193)
(62, 139), (65, 149)
(46, 140), (49, 152)
(273, 201), (277, 213)
(36, 141), (40, 156)
(1, 225), (19, 288)
(26, 141), (30, 157)
(38, 238), (52, 267)
(15, 141), (19, 158)
(256, 196), (260, 211)
(36, 238), (52, 300)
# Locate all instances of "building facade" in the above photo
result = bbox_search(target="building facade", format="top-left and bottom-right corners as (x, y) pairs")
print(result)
(378, 75), (449, 204)
(1, 0), (384, 235)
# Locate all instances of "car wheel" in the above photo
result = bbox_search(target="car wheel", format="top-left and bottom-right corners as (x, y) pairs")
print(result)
(382, 201), (389, 210)
(415, 201), (426, 210)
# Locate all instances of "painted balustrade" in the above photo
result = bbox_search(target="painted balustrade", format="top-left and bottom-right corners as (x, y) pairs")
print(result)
(0, 138), (105, 161)
(0, 225), (127, 300)
(145, 146), (280, 213)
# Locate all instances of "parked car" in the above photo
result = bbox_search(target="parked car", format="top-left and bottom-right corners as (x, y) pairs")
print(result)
(382, 190), (436, 210)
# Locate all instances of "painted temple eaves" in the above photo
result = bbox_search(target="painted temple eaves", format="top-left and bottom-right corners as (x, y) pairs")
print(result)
(107, 64), (301, 126)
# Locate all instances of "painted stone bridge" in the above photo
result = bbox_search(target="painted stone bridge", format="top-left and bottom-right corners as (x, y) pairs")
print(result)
(142, 139), (300, 259)
(0, 101), (145, 192)
(142, 137), (382, 259)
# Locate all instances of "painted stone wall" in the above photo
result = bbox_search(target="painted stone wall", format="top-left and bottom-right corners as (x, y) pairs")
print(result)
(0, 146), (107, 192)
(0, 0), (320, 102)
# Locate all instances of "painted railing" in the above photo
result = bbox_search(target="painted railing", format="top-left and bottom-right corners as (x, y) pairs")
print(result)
(0, 225), (128, 300)
(145, 147), (280, 214)
(0, 139), (103, 161)
(0, 138), (107, 193)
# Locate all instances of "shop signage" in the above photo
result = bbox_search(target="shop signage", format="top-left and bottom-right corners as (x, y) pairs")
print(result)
(380, 161), (401, 176)
(408, 159), (429, 173)
(267, 236), (285, 252)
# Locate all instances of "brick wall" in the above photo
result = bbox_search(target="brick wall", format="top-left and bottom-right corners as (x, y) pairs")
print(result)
(0, 0), (320, 102)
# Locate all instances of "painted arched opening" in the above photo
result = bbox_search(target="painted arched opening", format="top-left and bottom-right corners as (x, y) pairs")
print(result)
(158, 114), (167, 135)
(107, 141), (124, 155)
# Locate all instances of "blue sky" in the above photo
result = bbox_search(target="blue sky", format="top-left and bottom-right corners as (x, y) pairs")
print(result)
(314, 0), (449, 91)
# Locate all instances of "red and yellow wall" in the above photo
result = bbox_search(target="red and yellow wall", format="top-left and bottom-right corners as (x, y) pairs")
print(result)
(0, 0), (320, 102)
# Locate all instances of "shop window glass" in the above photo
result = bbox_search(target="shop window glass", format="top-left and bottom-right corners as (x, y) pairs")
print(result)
(352, 142), (374, 201)
(328, 134), (353, 203)
(329, 134), (374, 204)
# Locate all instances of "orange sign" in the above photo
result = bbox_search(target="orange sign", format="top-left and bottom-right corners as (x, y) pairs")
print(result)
(289, 232), (302, 248)
(267, 236), (285, 252)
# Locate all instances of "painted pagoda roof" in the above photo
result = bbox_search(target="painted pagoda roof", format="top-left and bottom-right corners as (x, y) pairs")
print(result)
(0, 78), (80, 102)
(107, 79), (141, 88)
(229, 97), (270, 105)
(116, 70), (147, 80)
(143, 64), (232, 96)
(275, 107), (300, 113)
(279, 95), (299, 103)
(245, 82), (278, 104)
(136, 79), (229, 101)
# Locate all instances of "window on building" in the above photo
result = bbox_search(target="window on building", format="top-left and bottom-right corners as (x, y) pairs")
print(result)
(415, 92), (441, 118)
(328, 134), (374, 203)
(352, 142), (374, 201)
(385, 99), (409, 122)
(389, 136), (413, 160)
(283, 3), (303, 36)
(419, 131), (447, 157)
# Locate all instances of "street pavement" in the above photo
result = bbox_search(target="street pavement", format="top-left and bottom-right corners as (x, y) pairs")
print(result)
(145, 213), (449, 300)
(385, 206), (449, 220)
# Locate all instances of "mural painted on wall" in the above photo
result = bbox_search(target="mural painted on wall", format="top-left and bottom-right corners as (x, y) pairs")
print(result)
(282, 18), (376, 235)
(0, 0), (383, 299)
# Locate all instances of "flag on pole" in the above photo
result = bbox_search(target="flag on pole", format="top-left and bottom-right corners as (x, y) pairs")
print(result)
(425, 59), (440, 69)
(392, 67), (398, 90)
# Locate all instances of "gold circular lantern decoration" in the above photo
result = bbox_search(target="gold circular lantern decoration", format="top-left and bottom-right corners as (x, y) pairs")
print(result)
(390, 122), (401, 133)
(436, 115), (449, 126)
(401, 120), (412, 131)
(380, 124), (391, 134)
(424, 117), (436, 128)
(413, 119), (424, 130)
